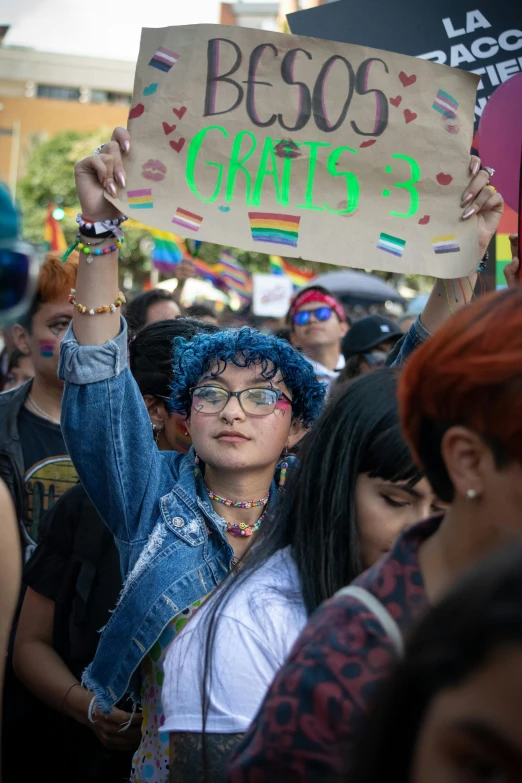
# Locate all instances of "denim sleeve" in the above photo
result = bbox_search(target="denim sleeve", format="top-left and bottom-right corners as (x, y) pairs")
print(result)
(58, 317), (177, 545)
(387, 316), (431, 369)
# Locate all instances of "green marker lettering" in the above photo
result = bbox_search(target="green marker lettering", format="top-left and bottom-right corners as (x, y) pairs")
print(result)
(225, 130), (257, 203)
(389, 153), (421, 218)
(186, 125), (228, 203)
(251, 137), (282, 207)
(325, 146), (359, 214)
(296, 141), (330, 211)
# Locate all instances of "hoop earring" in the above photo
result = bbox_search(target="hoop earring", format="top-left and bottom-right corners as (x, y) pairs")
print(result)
(152, 422), (164, 445)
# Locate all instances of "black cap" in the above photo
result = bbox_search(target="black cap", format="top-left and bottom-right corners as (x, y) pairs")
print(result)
(341, 315), (403, 359)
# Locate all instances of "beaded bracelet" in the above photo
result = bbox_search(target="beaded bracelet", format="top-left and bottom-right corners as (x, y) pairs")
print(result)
(76, 213), (127, 239)
(69, 288), (126, 315)
(78, 238), (123, 264)
(477, 249), (488, 273)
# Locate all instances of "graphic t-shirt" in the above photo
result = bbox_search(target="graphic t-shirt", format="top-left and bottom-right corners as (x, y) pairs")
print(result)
(18, 406), (77, 553)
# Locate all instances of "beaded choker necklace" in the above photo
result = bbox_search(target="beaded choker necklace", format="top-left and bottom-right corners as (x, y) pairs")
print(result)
(205, 487), (270, 537)
(206, 488), (269, 509)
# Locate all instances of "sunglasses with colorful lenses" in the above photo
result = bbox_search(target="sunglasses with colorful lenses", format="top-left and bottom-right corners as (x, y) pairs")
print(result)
(293, 306), (333, 326)
(0, 240), (41, 323)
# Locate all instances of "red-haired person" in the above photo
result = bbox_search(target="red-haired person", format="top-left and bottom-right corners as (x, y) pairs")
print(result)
(229, 284), (522, 783)
(0, 253), (79, 555)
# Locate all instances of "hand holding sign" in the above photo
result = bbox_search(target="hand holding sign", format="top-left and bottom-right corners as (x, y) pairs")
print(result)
(103, 24), (485, 276)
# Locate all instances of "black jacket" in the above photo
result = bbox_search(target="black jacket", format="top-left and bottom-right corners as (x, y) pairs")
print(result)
(0, 379), (32, 521)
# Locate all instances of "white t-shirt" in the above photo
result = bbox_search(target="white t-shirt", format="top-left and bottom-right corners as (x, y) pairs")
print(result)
(161, 547), (307, 734)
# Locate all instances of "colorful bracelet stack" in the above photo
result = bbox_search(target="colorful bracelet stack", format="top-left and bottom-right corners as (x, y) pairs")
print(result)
(77, 237), (123, 264)
(76, 213), (127, 239)
(69, 288), (126, 315)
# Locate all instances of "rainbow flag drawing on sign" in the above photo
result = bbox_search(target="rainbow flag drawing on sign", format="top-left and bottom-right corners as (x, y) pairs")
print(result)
(432, 89), (458, 119)
(248, 212), (301, 248)
(269, 256), (315, 289)
(150, 229), (186, 274)
(377, 233), (406, 257)
(127, 189), (153, 209)
(218, 251), (252, 300)
(172, 207), (203, 233)
(431, 234), (461, 254)
(149, 47), (179, 72)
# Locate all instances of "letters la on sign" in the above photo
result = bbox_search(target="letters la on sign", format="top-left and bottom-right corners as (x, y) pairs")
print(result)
(110, 24), (481, 277)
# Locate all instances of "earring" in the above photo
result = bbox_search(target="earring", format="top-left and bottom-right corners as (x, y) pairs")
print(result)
(279, 448), (289, 488)
(466, 488), (478, 500)
(152, 422), (164, 444)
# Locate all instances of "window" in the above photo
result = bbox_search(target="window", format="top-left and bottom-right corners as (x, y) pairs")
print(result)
(37, 84), (81, 101)
(90, 90), (132, 105)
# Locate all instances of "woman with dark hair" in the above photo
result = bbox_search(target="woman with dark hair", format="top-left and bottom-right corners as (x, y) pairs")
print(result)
(13, 317), (218, 783)
(229, 285), (522, 783)
(160, 369), (442, 780)
(125, 289), (182, 334)
(353, 542), (522, 783)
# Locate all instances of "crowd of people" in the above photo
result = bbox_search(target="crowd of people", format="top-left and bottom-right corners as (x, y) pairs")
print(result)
(0, 120), (520, 783)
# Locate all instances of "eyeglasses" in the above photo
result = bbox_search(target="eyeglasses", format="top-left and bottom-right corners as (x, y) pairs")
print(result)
(0, 240), (42, 324)
(293, 306), (333, 326)
(191, 385), (293, 416)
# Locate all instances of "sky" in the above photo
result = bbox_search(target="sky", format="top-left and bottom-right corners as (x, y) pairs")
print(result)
(0, 0), (226, 60)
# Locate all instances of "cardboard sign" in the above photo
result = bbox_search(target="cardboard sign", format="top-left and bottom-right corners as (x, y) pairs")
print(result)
(253, 274), (294, 317)
(109, 24), (480, 277)
(287, 0), (519, 128)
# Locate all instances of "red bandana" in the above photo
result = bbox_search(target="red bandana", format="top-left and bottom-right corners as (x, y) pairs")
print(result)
(290, 290), (346, 323)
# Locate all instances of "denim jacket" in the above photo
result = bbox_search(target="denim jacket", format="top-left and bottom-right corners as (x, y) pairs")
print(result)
(58, 314), (428, 713)
(58, 318), (285, 712)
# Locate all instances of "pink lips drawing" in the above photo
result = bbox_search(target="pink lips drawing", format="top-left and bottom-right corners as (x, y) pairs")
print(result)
(142, 160), (167, 182)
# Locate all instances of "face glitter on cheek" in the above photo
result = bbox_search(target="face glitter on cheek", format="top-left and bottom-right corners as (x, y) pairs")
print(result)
(39, 340), (56, 358)
(275, 397), (292, 412)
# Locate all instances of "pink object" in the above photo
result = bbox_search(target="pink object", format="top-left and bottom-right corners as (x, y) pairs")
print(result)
(478, 73), (522, 212)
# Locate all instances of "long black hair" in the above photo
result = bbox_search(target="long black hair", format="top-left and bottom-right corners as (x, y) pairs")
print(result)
(129, 317), (218, 398)
(352, 542), (522, 782)
(197, 368), (423, 775)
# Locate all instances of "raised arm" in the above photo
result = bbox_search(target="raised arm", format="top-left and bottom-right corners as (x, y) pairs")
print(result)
(390, 157), (503, 367)
(59, 128), (179, 546)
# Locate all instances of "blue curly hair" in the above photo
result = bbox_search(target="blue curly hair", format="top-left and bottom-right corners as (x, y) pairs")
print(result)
(169, 326), (325, 428)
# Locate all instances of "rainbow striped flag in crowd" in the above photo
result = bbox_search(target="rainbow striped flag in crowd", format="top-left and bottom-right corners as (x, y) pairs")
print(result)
(218, 251), (252, 301)
(193, 257), (222, 285)
(150, 229), (187, 274)
(268, 255), (315, 289)
(43, 204), (66, 252)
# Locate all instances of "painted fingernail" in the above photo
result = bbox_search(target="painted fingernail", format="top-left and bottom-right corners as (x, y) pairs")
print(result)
(461, 192), (473, 205)
(462, 207), (475, 220)
(123, 140), (130, 153)
(116, 171), (126, 188)
(108, 182), (117, 197)
(472, 161), (480, 177)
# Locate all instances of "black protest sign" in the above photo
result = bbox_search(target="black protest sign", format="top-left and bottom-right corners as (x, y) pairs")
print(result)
(287, 0), (521, 126)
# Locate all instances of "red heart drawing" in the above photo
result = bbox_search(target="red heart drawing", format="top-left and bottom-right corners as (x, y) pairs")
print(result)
(399, 71), (417, 87)
(436, 172), (453, 186)
(162, 121), (177, 135)
(359, 140), (376, 148)
(129, 103), (144, 120)
(404, 109), (417, 124)
(172, 106), (187, 120)
(418, 215), (430, 225)
(390, 95), (402, 107)
(169, 138), (186, 154)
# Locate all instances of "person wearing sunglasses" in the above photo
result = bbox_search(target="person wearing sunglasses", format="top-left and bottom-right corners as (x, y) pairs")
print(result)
(54, 126), (325, 783)
(338, 314), (403, 382)
(288, 286), (349, 391)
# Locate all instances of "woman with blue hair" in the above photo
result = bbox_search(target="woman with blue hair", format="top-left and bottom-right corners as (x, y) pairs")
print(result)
(58, 148), (324, 782)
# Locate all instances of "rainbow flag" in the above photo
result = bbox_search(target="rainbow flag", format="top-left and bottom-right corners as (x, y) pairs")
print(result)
(193, 257), (222, 285)
(218, 251), (252, 300)
(150, 229), (186, 274)
(43, 204), (66, 252)
(248, 212), (301, 248)
(269, 255), (315, 289)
